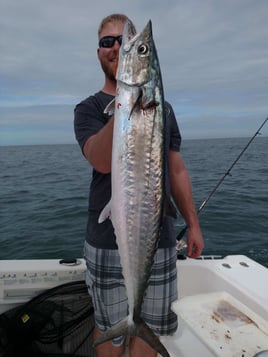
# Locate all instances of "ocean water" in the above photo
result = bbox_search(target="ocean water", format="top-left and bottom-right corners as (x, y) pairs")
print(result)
(0, 137), (267, 267)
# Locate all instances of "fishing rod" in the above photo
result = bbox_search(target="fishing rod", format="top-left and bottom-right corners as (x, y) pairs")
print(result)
(176, 117), (268, 245)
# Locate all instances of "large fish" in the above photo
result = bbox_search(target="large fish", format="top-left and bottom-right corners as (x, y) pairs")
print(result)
(95, 20), (171, 357)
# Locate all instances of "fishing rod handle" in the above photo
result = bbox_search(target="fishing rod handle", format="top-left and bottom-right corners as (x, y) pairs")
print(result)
(176, 225), (188, 241)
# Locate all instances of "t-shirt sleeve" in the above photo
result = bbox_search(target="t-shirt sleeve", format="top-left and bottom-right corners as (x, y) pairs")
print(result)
(74, 96), (108, 152)
(166, 102), (181, 152)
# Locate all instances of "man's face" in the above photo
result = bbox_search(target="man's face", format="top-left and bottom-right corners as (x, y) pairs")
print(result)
(97, 21), (124, 81)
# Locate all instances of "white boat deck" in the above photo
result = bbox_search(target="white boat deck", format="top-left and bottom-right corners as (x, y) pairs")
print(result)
(161, 255), (268, 357)
(0, 255), (267, 356)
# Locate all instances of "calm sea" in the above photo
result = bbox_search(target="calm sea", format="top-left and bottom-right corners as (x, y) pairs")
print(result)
(0, 137), (267, 267)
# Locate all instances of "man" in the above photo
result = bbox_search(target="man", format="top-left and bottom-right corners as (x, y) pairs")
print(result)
(74, 13), (204, 357)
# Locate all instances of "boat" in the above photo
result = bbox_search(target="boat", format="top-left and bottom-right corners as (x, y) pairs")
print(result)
(0, 254), (268, 356)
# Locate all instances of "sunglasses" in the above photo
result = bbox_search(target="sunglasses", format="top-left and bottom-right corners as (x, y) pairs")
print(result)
(99, 35), (123, 48)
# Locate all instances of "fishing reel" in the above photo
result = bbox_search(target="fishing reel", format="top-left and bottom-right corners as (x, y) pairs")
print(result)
(176, 239), (187, 260)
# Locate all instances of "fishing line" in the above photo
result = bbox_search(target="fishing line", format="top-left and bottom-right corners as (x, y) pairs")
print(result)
(176, 117), (268, 246)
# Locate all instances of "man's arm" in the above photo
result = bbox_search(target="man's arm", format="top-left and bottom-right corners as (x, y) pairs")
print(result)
(83, 116), (114, 174)
(169, 150), (204, 258)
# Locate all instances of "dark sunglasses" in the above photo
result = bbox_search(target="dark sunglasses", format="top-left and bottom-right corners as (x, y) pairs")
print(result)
(99, 35), (123, 48)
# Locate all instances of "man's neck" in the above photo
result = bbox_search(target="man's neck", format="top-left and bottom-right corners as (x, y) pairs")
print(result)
(102, 78), (117, 96)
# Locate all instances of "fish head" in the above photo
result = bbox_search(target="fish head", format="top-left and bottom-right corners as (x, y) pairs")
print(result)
(117, 20), (158, 88)
(111, 19), (136, 78)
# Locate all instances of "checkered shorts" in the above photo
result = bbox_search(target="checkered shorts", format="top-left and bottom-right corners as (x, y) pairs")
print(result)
(84, 242), (178, 346)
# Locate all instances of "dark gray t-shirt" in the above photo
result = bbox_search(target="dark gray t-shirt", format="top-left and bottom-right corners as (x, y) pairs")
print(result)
(74, 91), (181, 249)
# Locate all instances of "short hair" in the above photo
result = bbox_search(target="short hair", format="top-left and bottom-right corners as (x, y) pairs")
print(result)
(98, 13), (136, 38)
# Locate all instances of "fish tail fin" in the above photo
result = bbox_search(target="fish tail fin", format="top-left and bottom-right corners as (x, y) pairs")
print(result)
(93, 317), (129, 347)
(94, 316), (170, 357)
(135, 319), (170, 357)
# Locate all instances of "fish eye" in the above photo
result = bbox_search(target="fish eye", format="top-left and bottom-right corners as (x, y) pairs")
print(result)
(138, 44), (148, 55)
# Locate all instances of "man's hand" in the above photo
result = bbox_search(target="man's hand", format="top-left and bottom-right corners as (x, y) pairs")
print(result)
(186, 225), (204, 259)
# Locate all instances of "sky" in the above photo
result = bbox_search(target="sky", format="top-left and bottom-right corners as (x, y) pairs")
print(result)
(0, 0), (268, 146)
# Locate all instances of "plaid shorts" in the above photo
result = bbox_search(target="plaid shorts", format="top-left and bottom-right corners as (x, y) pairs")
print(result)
(84, 241), (178, 346)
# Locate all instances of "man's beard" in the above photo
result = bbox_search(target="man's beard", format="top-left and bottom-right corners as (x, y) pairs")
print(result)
(100, 58), (117, 82)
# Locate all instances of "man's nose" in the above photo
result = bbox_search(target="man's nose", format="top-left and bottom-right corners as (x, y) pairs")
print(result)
(113, 39), (121, 49)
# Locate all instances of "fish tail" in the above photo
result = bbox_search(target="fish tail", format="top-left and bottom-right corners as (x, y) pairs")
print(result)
(135, 318), (170, 357)
(93, 317), (129, 347)
(93, 316), (170, 357)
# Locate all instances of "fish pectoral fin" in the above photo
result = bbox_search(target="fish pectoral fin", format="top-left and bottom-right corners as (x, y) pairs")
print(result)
(104, 98), (115, 116)
(134, 319), (170, 357)
(98, 201), (112, 223)
(164, 196), (178, 219)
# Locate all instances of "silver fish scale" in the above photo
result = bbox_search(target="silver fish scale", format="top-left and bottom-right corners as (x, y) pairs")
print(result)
(120, 104), (165, 309)
(96, 20), (171, 357)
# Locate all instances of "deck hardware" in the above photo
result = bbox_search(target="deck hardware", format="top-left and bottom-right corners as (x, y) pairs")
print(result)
(59, 259), (82, 266)
(239, 261), (250, 267)
(222, 263), (231, 269)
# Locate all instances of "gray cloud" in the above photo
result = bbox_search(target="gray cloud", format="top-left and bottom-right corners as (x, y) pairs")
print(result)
(1, 0), (268, 144)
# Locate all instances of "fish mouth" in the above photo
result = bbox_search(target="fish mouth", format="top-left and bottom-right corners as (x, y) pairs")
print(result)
(141, 101), (159, 110)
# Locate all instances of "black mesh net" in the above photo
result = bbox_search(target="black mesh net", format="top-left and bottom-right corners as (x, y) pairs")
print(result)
(0, 280), (96, 357)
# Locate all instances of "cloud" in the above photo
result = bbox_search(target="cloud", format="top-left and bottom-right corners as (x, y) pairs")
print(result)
(1, 0), (268, 145)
